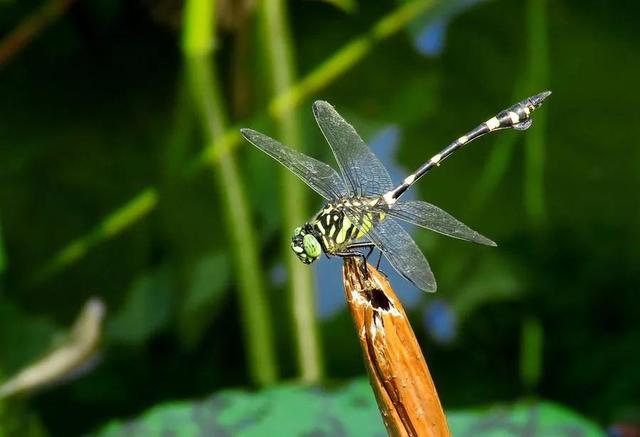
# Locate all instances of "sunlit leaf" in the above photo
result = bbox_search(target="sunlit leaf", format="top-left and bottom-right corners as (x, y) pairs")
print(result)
(93, 378), (602, 436)
(448, 401), (603, 436)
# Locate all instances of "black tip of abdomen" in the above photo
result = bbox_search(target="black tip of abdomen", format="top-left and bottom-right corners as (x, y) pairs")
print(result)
(531, 90), (552, 107)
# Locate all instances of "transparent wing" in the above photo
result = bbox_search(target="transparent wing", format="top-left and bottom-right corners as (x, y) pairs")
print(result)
(312, 101), (393, 197)
(241, 128), (348, 201)
(388, 200), (496, 246)
(344, 208), (436, 292)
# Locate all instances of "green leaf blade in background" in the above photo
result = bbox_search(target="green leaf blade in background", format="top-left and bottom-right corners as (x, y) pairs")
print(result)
(182, 0), (279, 386)
(107, 267), (174, 346)
(178, 252), (230, 349)
(258, 0), (324, 383)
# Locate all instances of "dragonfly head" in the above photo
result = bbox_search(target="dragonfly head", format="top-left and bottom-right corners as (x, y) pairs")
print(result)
(291, 226), (321, 264)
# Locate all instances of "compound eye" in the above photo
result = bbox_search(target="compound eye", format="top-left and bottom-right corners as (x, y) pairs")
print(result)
(303, 234), (322, 258)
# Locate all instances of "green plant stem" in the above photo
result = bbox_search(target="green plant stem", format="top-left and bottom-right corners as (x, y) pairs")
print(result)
(266, 0), (436, 118)
(32, 0), (439, 283)
(182, 0), (278, 386)
(202, 0), (438, 166)
(523, 0), (549, 228)
(181, 0), (215, 56)
(520, 316), (543, 392)
(470, 0), (549, 217)
(259, 0), (323, 382)
(32, 188), (158, 283)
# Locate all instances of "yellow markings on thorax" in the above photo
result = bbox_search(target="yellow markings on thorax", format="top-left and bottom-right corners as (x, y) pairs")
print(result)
(486, 116), (500, 130)
(313, 198), (387, 251)
(329, 224), (336, 237)
(336, 214), (352, 244)
(359, 214), (373, 234)
(321, 234), (330, 249)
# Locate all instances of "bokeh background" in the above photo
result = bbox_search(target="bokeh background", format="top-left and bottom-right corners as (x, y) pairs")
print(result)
(1, 0), (639, 435)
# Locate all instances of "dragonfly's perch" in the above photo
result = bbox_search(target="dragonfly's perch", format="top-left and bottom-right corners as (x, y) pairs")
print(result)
(342, 258), (450, 437)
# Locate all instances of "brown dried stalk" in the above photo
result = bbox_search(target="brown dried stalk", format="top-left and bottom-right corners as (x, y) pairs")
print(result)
(343, 258), (450, 437)
(0, 0), (77, 68)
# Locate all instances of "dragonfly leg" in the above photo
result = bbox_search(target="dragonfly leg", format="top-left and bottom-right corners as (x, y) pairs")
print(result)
(368, 248), (389, 279)
(375, 250), (383, 270)
(350, 244), (386, 276)
(336, 250), (368, 276)
(345, 242), (375, 253)
(340, 242), (376, 276)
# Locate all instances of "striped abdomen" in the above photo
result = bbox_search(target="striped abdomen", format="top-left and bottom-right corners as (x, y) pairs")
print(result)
(310, 198), (385, 254)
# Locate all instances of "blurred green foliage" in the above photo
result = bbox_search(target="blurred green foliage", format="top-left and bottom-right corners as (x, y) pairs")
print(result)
(94, 379), (602, 437)
(0, 0), (638, 435)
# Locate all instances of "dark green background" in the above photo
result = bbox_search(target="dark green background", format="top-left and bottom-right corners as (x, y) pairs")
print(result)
(0, 0), (638, 435)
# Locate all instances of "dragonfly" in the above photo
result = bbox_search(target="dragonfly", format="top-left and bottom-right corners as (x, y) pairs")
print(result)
(241, 91), (550, 292)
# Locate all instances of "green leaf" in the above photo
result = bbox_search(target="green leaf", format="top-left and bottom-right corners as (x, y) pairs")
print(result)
(450, 255), (524, 322)
(0, 299), (59, 374)
(107, 267), (175, 346)
(93, 378), (602, 436)
(0, 401), (48, 437)
(448, 401), (604, 436)
(178, 252), (230, 348)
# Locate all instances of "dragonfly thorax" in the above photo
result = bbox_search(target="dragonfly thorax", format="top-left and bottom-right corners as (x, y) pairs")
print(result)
(308, 198), (386, 256)
(291, 198), (385, 264)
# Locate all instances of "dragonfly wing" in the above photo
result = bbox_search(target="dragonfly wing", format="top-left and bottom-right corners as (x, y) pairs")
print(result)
(388, 200), (496, 246)
(241, 128), (348, 201)
(344, 208), (436, 292)
(312, 101), (393, 197)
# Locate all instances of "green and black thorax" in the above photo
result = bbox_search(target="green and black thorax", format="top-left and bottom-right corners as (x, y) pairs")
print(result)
(292, 197), (387, 262)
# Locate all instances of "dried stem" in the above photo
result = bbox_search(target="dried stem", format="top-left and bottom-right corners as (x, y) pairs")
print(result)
(342, 258), (450, 437)
(0, 298), (105, 399)
(0, 0), (76, 68)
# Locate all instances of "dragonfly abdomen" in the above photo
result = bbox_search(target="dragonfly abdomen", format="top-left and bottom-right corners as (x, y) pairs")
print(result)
(383, 91), (551, 203)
